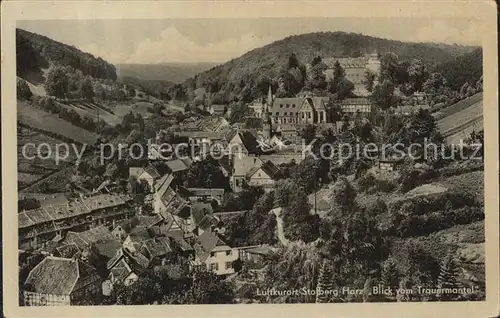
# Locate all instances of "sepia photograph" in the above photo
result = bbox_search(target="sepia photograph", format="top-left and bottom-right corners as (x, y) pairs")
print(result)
(2, 1), (499, 317)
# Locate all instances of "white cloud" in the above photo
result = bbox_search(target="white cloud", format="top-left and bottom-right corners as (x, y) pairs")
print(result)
(415, 20), (482, 45)
(125, 26), (278, 64)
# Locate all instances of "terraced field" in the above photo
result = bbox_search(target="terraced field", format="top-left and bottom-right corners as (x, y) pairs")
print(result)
(17, 127), (77, 190)
(17, 101), (98, 144)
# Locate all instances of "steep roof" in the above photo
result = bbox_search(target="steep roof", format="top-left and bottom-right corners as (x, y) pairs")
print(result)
(247, 160), (282, 180)
(25, 257), (97, 295)
(193, 231), (227, 262)
(233, 156), (263, 177)
(141, 237), (173, 259)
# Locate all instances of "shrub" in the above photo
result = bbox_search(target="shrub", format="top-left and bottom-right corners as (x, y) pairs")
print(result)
(17, 79), (33, 100)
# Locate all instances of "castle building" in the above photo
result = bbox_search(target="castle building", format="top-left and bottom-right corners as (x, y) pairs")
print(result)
(324, 52), (381, 97)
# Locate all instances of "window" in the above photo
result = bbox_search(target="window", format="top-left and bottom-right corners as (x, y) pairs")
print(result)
(286, 104), (289, 108)
(210, 263), (219, 271)
(225, 262), (232, 269)
(301, 113), (305, 119)
(308, 112), (311, 119)
(210, 252), (216, 257)
(226, 250), (231, 256)
(280, 104), (283, 108)
(275, 112), (279, 116)
(292, 104), (296, 108)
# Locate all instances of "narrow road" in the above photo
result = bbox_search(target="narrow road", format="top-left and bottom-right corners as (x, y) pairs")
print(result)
(271, 207), (289, 247)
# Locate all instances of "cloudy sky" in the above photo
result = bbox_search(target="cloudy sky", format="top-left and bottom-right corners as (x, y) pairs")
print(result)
(17, 17), (482, 64)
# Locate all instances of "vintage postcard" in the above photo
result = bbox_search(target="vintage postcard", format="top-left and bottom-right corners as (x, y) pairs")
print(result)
(1, 1), (499, 317)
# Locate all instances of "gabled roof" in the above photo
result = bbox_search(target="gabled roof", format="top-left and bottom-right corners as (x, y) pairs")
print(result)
(233, 156), (264, 177)
(193, 231), (227, 262)
(141, 237), (173, 259)
(301, 97), (327, 112)
(166, 229), (193, 252)
(25, 256), (97, 295)
(247, 160), (282, 180)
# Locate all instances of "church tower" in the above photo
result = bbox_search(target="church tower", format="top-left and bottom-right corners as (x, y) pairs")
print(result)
(262, 85), (273, 140)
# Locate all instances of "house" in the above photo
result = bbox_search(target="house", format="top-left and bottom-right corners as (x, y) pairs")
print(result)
(275, 124), (298, 141)
(111, 215), (164, 241)
(227, 130), (260, 157)
(19, 194), (133, 250)
(139, 236), (175, 265)
(190, 203), (220, 236)
(231, 156), (264, 192)
(246, 160), (283, 190)
(174, 130), (226, 145)
(394, 104), (431, 116)
(63, 226), (123, 259)
(270, 97), (330, 125)
(129, 164), (161, 191)
(248, 98), (265, 118)
(185, 187), (225, 204)
(339, 98), (372, 114)
(192, 231), (239, 276)
(23, 256), (101, 306)
(210, 104), (228, 116)
(103, 258), (139, 295)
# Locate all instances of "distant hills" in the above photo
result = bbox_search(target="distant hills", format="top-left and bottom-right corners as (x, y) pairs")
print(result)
(116, 62), (218, 83)
(185, 31), (480, 100)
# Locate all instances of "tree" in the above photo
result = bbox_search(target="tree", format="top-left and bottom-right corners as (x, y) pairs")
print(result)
(17, 79), (33, 100)
(335, 78), (355, 100)
(182, 269), (234, 304)
(329, 176), (357, 216)
(44, 65), (69, 98)
(422, 73), (447, 94)
(311, 56), (322, 67)
(316, 259), (334, 303)
(288, 53), (300, 69)
(80, 76), (95, 101)
(282, 187), (320, 243)
(274, 179), (296, 207)
(407, 59), (427, 92)
(370, 80), (397, 109)
(363, 70), (376, 92)
(306, 61), (327, 91)
(379, 52), (399, 83)
(186, 158), (230, 190)
(380, 258), (399, 289)
(300, 124), (317, 144)
(437, 253), (461, 295)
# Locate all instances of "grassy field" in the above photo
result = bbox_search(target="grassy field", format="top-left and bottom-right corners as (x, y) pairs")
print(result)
(108, 100), (154, 119)
(57, 100), (122, 126)
(17, 100), (98, 144)
(433, 93), (483, 120)
(437, 99), (483, 133)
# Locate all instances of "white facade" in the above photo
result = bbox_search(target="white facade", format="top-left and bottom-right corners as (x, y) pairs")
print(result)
(203, 246), (240, 276)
